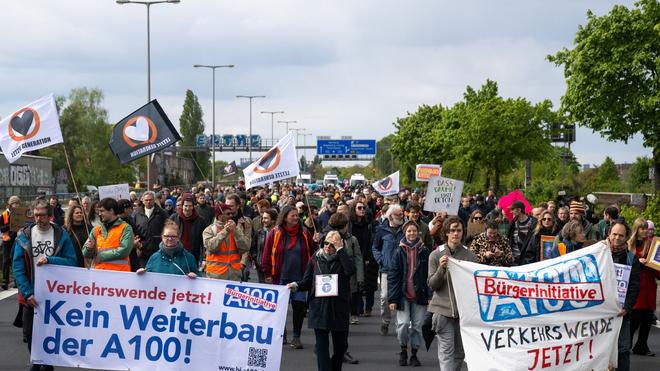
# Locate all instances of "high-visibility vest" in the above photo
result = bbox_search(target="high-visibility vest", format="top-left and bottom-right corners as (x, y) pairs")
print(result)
(94, 222), (131, 272)
(2, 210), (10, 242)
(206, 226), (241, 276)
(270, 228), (310, 277)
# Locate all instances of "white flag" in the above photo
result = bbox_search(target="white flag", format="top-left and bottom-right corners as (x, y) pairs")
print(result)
(372, 170), (400, 196)
(243, 132), (299, 189)
(0, 94), (63, 163)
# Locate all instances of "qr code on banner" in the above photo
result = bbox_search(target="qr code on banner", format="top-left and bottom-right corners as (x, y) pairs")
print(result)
(248, 347), (268, 368)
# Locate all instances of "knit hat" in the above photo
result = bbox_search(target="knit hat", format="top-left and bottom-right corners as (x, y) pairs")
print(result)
(8, 196), (21, 206)
(569, 201), (586, 215)
(164, 199), (174, 206)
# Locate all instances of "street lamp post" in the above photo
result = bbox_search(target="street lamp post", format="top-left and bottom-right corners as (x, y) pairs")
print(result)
(116, 0), (180, 189)
(260, 111), (284, 145)
(277, 120), (297, 135)
(236, 95), (265, 161)
(194, 64), (234, 186)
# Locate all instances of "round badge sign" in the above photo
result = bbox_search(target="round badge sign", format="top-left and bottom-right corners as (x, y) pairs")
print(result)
(8, 107), (41, 141)
(253, 147), (281, 174)
(375, 176), (393, 193)
(122, 116), (158, 147)
(321, 283), (332, 294)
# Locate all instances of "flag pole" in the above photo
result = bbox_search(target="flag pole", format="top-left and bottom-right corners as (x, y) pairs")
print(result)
(304, 191), (318, 235)
(62, 144), (91, 237)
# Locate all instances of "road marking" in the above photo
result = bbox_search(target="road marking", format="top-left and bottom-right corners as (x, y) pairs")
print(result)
(0, 289), (18, 300)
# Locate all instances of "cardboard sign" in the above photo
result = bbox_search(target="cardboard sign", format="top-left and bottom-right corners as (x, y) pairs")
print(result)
(467, 222), (485, 237)
(645, 237), (660, 272)
(423, 175), (464, 214)
(315, 274), (338, 297)
(9, 207), (31, 232)
(415, 164), (441, 182)
(98, 183), (130, 201)
(539, 235), (556, 261)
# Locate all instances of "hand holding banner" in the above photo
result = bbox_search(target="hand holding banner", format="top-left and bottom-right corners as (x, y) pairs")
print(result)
(447, 243), (621, 370)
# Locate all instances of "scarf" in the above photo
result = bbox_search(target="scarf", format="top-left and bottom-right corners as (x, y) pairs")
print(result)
(317, 248), (337, 262)
(283, 223), (300, 250)
(400, 237), (423, 251)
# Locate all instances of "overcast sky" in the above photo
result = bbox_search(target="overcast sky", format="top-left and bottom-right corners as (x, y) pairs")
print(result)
(0, 0), (651, 167)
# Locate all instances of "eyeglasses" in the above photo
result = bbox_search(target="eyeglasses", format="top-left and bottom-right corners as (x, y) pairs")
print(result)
(162, 235), (178, 240)
(356, 206), (365, 210)
(473, 217), (483, 221)
(324, 241), (336, 249)
(542, 218), (553, 221)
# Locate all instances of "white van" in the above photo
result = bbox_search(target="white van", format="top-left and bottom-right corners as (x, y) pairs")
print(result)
(323, 173), (339, 187)
(296, 173), (312, 185)
(349, 173), (366, 187)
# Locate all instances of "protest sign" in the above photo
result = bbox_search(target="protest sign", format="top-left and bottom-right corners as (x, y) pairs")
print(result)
(372, 171), (400, 196)
(98, 183), (130, 201)
(415, 164), (441, 182)
(423, 175), (463, 214)
(645, 237), (660, 272)
(613, 263), (631, 308)
(222, 161), (238, 177)
(9, 206), (31, 232)
(32, 265), (289, 371)
(447, 242), (621, 371)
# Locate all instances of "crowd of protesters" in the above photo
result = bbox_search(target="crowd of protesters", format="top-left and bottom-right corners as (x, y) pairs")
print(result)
(0, 180), (658, 371)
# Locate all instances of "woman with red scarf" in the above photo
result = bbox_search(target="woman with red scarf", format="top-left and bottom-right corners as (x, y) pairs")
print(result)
(262, 205), (316, 349)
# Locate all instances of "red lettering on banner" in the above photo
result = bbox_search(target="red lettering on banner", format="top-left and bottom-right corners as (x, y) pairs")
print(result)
(527, 341), (587, 369)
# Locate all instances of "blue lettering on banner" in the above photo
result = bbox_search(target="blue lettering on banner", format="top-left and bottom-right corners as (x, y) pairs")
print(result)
(223, 285), (279, 313)
(474, 254), (605, 322)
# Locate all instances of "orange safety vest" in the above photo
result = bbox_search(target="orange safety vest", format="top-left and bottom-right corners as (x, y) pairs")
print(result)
(2, 210), (10, 242)
(94, 222), (131, 272)
(206, 226), (241, 276)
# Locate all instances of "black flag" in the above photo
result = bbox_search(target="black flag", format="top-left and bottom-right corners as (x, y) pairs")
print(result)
(108, 99), (181, 164)
(222, 161), (238, 177)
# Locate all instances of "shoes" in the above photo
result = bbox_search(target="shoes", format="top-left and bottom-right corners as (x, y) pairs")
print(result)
(632, 351), (655, 356)
(290, 338), (303, 349)
(363, 310), (372, 317)
(380, 324), (389, 336)
(350, 315), (359, 324)
(409, 354), (421, 367)
(343, 351), (359, 364)
(1, 283), (8, 291)
(399, 349), (408, 366)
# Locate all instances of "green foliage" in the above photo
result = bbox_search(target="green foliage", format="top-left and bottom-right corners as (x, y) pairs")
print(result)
(179, 90), (209, 180)
(628, 156), (653, 193)
(549, 0), (660, 191)
(41, 87), (134, 190)
(373, 134), (398, 179)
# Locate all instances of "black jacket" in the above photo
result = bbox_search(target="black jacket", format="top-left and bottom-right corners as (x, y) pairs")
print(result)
(50, 203), (65, 227)
(169, 212), (208, 264)
(388, 241), (431, 308)
(296, 249), (356, 331)
(133, 206), (169, 263)
(251, 227), (269, 271)
(507, 215), (538, 265)
(352, 217), (378, 291)
(521, 226), (559, 265)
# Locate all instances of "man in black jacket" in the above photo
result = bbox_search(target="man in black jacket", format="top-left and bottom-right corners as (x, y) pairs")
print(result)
(606, 220), (640, 371)
(133, 191), (169, 268)
(169, 194), (208, 264)
(507, 201), (537, 265)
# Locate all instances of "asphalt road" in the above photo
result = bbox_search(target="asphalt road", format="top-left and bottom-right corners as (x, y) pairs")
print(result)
(0, 282), (659, 371)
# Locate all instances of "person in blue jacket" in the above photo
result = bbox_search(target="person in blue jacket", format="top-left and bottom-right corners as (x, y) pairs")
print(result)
(371, 204), (404, 336)
(137, 220), (198, 278)
(13, 199), (78, 371)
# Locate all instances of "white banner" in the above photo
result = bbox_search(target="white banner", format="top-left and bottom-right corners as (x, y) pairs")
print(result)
(32, 265), (289, 371)
(447, 243), (622, 371)
(614, 263), (631, 308)
(0, 94), (63, 163)
(372, 171), (400, 196)
(423, 175), (463, 214)
(243, 132), (299, 189)
(98, 183), (130, 201)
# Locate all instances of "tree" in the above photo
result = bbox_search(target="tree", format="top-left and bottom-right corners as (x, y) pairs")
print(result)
(549, 0), (660, 191)
(628, 156), (653, 193)
(41, 88), (134, 190)
(373, 134), (399, 179)
(179, 89), (209, 180)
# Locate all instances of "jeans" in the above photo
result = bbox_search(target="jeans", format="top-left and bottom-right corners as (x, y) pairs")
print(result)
(395, 301), (426, 350)
(616, 314), (631, 371)
(351, 292), (361, 316)
(434, 314), (465, 371)
(314, 329), (347, 371)
(379, 272), (391, 326)
(631, 309), (653, 354)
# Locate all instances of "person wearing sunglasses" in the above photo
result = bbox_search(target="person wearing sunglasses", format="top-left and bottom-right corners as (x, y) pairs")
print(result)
(287, 230), (356, 371)
(520, 210), (560, 264)
(350, 201), (378, 318)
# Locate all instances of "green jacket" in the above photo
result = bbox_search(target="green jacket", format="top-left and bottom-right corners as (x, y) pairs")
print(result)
(146, 243), (199, 276)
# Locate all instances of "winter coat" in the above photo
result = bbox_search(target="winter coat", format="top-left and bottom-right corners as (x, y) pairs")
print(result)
(609, 245), (641, 313)
(169, 212), (208, 264)
(294, 248), (356, 331)
(521, 226), (560, 265)
(133, 205), (169, 264)
(507, 215), (537, 264)
(427, 244), (477, 318)
(319, 228), (364, 293)
(50, 203), (65, 227)
(13, 223), (78, 304)
(352, 217), (378, 291)
(388, 239), (431, 308)
(632, 242), (660, 310)
(145, 242), (199, 276)
(195, 203), (214, 226)
(251, 227), (270, 272)
(372, 219), (404, 273)
(65, 222), (91, 268)
(469, 232), (514, 267)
